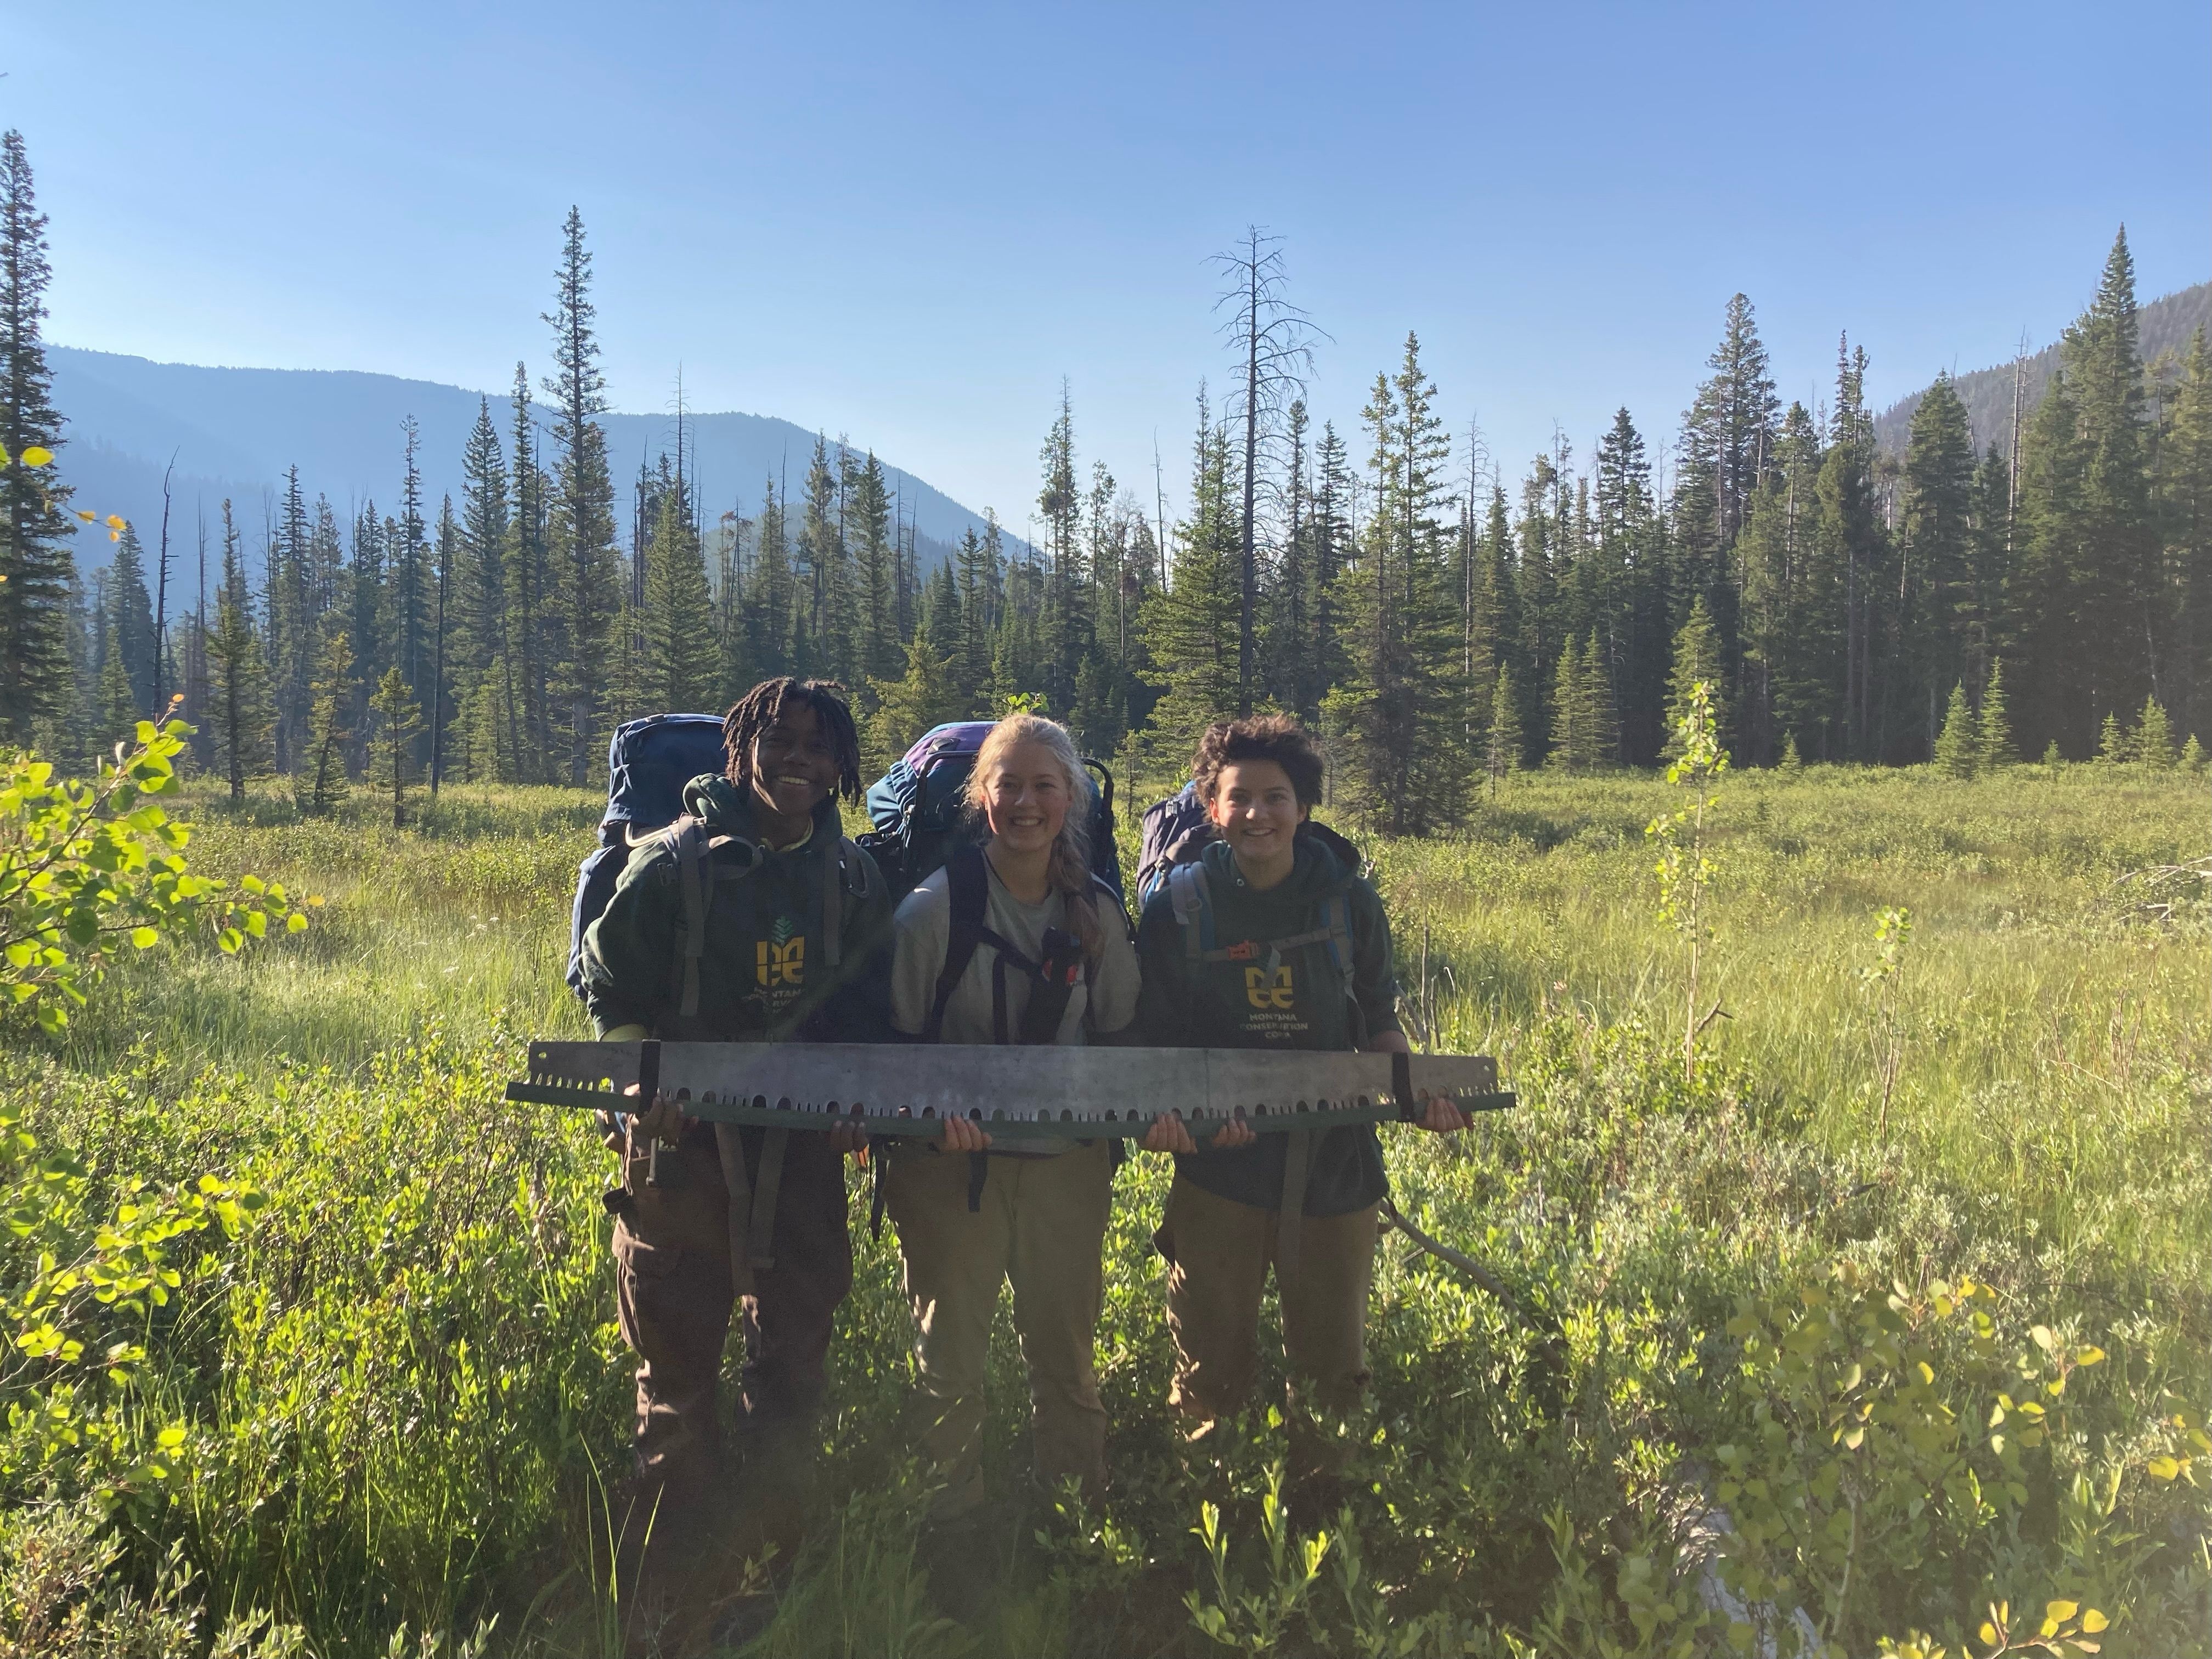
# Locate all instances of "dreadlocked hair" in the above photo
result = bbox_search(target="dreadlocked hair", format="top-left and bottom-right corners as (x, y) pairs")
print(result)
(964, 713), (1103, 962)
(721, 678), (864, 804)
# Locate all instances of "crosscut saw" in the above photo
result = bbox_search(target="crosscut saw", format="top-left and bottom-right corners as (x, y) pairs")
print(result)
(507, 1040), (1513, 1143)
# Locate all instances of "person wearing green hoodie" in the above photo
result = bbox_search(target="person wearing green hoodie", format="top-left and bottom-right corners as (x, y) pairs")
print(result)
(578, 678), (891, 1564)
(1134, 715), (1464, 1476)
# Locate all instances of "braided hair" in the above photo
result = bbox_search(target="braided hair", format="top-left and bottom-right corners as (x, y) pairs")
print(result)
(722, 678), (864, 805)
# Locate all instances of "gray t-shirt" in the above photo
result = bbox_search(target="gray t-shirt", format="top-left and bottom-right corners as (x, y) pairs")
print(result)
(891, 856), (1139, 1156)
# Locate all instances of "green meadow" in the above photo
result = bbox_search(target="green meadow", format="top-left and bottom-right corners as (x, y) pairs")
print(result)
(4, 761), (2207, 1657)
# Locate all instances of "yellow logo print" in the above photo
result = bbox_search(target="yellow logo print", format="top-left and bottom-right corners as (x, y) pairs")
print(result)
(757, 936), (805, 988)
(1244, 965), (1294, 1011)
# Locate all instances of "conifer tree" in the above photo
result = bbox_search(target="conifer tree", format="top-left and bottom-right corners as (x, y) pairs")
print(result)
(1546, 635), (1592, 772)
(1664, 596), (1725, 757)
(1144, 391), (1242, 752)
(206, 500), (277, 800)
(106, 521), (158, 718)
(851, 451), (896, 687)
(867, 614), (964, 770)
(2097, 710), (2127, 764)
(1933, 682), (1977, 778)
(390, 417), (431, 701)
(366, 665), (425, 827)
(1331, 336), (1468, 832)
(298, 626), (354, 816)
(505, 363), (551, 780)
(0, 129), (75, 740)
(542, 210), (620, 782)
(1976, 660), (2013, 771)
(2131, 695), (2173, 767)
(1485, 665), (1522, 785)
(91, 595), (136, 749)
(640, 487), (718, 714)
(1901, 374), (1977, 752)
(746, 472), (798, 683)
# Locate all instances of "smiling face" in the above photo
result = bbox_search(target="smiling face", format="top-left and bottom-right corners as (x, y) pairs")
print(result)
(979, 739), (1072, 859)
(1207, 759), (1309, 885)
(748, 701), (840, 825)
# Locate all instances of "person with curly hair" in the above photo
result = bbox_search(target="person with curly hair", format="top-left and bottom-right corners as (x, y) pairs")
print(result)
(1135, 714), (1465, 1494)
(578, 677), (891, 1596)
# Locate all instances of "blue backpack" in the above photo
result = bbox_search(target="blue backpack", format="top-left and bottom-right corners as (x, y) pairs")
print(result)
(565, 713), (729, 1000)
(860, 721), (1125, 904)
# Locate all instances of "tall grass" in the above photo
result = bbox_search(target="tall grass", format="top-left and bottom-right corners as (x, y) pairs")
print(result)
(3, 762), (2204, 1656)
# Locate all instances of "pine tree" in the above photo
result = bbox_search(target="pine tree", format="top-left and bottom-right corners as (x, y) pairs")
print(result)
(366, 666), (425, 828)
(2068, 230), (2157, 731)
(1976, 660), (2013, 770)
(867, 614), (964, 770)
(2181, 732), (2206, 771)
(1331, 336), (1469, 832)
(1933, 682), (1977, 777)
(91, 594), (136, 749)
(505, 363), (551, 781)
(953, 523), (994, 710)
(107, 521), (158, 717)
(640, 486), (718, 714)
(851, 450), (896, 687)
(2131, 695), (2174, 767)
(1900, 374), (1977, 753)
(1485, 665), (1522, 786)
(206, 500), (277, 800)
(542, 210), (620, 782)
(298, 626), (354, 816)
(1143, 391), (1243, 754)
(2097, 710), (2127, 764)
(1664, 595), (1725, 756)
(0, 129), (76, 740)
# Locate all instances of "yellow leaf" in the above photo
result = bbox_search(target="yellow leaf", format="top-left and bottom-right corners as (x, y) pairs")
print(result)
(1978, 1624), (1997, 1646)
(2080, 1610), (2107, 1634)
(2046, 1600), (2078, 1621)
(2147, 1455), (2181, 1480)
(21, 445), (52, 466)
(105, 514), (125, 529)
(2075, 1346), (2106, 1367)
(77, 509), (97, 522)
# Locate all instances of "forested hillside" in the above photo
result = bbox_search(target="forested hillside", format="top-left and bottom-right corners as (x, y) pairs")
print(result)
(1874, 279), (2210, 456)
(4, 129), (2208, 805)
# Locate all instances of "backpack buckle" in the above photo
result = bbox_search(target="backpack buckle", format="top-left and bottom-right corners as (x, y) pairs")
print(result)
(1223, 939), (1259, 961)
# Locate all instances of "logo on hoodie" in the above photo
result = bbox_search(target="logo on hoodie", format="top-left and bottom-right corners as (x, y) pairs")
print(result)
(757, 915), (805, 988)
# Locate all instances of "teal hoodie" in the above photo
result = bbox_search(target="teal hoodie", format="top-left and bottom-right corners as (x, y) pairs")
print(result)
(1132, 834), (1401, 1216)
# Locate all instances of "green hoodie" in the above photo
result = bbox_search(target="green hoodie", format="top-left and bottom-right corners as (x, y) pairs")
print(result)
(580, 775), (891, 1045)
(1132, 835), (1401, 1216)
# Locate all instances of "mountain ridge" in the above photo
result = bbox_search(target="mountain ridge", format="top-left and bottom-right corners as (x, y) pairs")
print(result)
(48, 345), (1010, 579)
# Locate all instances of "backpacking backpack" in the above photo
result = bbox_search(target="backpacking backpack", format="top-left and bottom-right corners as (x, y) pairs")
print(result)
(858, 720), (1125, 905)
(566, 713), (729, 1000)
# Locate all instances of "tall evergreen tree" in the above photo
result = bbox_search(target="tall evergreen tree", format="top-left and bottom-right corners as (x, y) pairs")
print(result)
(1664, 595), (1725, 757)
(541, 210), (620, 782)
(851, 450), (896, 688)
(640, 486), (717, 714)
(2166, 328), (2212, 746)
(106, 520), (158, 718)
(298, 625), (354, 816)
(0, 129), (75, 740)
(206, 500), (277, 800)
(365, 666), (425, 828)
(1899, 373), (1977, 757)
(1144, 390), (1243, 753)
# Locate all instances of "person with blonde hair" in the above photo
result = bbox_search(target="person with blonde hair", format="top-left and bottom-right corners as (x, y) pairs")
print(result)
(883, 712), (1140, 1582)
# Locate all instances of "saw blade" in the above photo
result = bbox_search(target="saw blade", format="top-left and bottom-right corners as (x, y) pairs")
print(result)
(507, 1040), (1511, 1140)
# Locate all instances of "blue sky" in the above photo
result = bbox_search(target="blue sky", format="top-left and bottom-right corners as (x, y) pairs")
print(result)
(3, 1), (2205, 530)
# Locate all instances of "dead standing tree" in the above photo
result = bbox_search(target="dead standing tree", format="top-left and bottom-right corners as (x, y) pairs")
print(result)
(1212, 227), (1323, 712)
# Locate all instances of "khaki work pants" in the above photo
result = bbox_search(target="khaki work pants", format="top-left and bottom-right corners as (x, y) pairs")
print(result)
(882, 1139), (1115, 1520)
(1155, 1173), (1378, 1466)
(612, 1124), (853, 1500)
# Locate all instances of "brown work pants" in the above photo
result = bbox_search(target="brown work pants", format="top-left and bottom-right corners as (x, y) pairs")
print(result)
(882, 1139), (1115, 1520)
(1155, 1173), (1378, 1469)
(612, 1124), (853, 1499)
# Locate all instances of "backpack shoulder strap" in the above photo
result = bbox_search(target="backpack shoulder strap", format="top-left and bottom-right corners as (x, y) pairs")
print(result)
(819, 832), (867, 971)
(672, 817), (710, 1019)
(923, 845), (991, 1043)
(1166, 861), (1212, 960)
